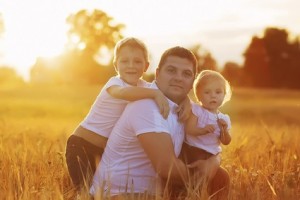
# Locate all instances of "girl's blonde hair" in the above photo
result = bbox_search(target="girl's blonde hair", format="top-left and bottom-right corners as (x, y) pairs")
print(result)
(194, 70), (232, 106)
(113, 37), (149, 63)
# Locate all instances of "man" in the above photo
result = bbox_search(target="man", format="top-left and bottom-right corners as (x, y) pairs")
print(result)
(90, 46), (196, 198)
(90, 46), (229, 199)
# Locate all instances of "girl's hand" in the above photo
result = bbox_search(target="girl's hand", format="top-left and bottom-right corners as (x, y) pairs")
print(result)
(154, 90), (170, 119)
(217, 118), (231, 145)
(217, 118), (228, 130)
(203, 124), (216, 134)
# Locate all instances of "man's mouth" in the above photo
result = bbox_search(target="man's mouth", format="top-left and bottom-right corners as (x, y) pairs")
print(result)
(170, 84), (182, 89)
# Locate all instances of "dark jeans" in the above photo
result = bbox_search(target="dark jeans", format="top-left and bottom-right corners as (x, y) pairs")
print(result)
(179, 142), (230, 200)
(65, 135), (104, 190)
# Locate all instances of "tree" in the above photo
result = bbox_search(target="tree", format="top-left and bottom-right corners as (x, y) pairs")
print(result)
(30, 9), (124, 85)
(63, 9), (124, 84)
(263, 27), (290, 87)
(243, 36), (271, 87)
(222, 62), (243, 86)
(66, 9), (124, 58)
(189, 44), (218, 73)
(243, 27), (300, 89)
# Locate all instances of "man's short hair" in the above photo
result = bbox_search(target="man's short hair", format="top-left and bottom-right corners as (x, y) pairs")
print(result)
(157, 46), (198, 75)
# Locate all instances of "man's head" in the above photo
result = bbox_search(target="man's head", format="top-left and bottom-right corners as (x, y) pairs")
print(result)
(156, 46), (198, 104)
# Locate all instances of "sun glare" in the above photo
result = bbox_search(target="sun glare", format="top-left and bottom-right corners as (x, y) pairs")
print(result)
(1, 1), (68, 79)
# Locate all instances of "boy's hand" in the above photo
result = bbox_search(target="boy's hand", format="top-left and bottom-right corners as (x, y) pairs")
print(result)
(154, 90), (170, 119)
(176, 97), (192, 123)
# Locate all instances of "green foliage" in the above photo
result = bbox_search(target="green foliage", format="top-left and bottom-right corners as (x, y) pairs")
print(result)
(222, 62), (244, 86)
(189, 44), (218, 73)
(30, 9), (123, 85)
(66, 9), (124, 56)
(243, 27), (300, 89)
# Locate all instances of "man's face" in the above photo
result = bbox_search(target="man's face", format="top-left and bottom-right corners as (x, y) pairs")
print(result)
(156, 55), (195, 104)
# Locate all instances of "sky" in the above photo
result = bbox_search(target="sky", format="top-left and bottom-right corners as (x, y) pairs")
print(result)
(0, 0), (300, 80)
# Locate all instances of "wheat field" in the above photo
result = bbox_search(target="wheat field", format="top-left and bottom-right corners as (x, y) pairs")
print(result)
(0, 85), (299, 200)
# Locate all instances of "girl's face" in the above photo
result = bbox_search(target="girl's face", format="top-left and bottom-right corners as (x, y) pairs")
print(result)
(114, 46), (149, 86)
(197, 79), (225, 113)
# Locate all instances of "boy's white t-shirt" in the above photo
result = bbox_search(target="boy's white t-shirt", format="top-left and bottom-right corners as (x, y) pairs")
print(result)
(185, 103), (231, 155)
(80, 76), (150, 138)
(90, 82), (185, 197)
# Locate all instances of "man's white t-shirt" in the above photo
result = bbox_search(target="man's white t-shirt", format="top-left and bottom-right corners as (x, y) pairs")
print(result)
(90, 82), (185, 197)
(80, 76), (150, 138)
(185, 103), (231, 155)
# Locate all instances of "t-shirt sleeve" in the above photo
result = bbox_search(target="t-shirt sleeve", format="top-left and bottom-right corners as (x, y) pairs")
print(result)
(127, 100), (170, 135)
(137, 79), (152, 88)
(191, 103), (203, 117)
(103, 76), (125, 91)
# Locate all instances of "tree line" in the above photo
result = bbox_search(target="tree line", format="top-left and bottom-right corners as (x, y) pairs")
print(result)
(0, 9), (300, 89)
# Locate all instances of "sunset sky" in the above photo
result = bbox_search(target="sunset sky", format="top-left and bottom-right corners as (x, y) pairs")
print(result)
(0, 0), (300, 80)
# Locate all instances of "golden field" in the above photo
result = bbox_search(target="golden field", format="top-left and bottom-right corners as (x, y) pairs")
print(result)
(0, 85), (299, 200)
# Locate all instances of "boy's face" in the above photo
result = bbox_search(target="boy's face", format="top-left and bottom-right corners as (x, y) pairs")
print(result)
(114, 46), (149, 86)
(156, 56), (194, 104)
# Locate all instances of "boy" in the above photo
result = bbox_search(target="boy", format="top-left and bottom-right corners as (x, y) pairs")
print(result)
(65, 37), (170, 191)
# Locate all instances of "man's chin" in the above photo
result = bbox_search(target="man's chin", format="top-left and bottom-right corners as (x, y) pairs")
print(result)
(167, 92), (185, 103)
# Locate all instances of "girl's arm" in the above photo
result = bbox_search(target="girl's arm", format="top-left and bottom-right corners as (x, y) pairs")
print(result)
(218, 119), (231, 145)
(107, 85), (170, 119)
(184, 112), (215, 136)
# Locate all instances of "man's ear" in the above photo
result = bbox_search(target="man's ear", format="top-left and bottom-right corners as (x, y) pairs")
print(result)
(155, 67), (160, 78)
(143, 62), (150, 72)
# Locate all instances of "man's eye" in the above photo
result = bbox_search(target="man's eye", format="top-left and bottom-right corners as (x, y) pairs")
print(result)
(183, 72), (193, 78)
(167, 68), (175, 73)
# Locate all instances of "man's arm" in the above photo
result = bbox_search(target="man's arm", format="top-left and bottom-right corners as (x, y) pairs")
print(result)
(107, 85), (169, 119)
(138, 132), (188, 185)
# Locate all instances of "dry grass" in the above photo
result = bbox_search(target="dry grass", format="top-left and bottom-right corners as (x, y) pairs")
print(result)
(0, 85), (299, 200)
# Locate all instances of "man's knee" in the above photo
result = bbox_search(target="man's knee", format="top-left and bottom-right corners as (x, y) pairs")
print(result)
(209, 166), (230, 197)
(215, 167), (230, 186)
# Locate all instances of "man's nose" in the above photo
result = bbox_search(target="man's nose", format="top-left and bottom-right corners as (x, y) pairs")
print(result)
(174, 72), (183, 81)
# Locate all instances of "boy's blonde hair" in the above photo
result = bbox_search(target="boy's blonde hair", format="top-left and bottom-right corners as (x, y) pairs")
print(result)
(113, 37), (149, 63)
(194, 70), (232, 106)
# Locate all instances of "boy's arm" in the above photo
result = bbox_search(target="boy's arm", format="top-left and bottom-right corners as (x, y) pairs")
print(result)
(107, 85), (170, 118)
(185, 113), (215, 136)
(176, 96), (192, 123)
